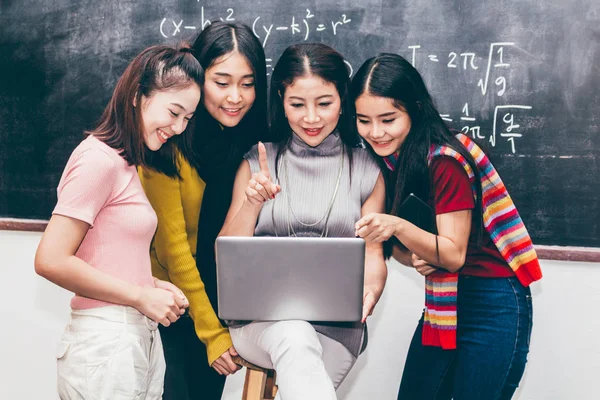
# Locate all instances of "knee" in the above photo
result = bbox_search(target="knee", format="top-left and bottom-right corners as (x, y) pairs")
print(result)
(266, 321), (323, 359)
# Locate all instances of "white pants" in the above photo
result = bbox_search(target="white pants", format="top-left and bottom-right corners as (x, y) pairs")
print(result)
(230, 320), (357, 400)
(56, 306), (165, 400)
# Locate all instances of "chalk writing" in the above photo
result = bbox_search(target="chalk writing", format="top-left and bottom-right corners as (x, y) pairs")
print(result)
(410, 42), (531, 152)
(160, 7), (351, 48)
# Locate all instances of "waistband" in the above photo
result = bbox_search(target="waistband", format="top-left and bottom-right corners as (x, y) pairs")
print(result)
(69, 305), (158, 333)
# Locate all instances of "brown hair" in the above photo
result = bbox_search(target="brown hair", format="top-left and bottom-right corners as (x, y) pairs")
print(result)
(89, 43), (203, 174)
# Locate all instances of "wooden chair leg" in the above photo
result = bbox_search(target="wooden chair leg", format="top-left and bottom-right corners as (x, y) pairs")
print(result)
(264, 370), (277, 399)
(242, 368), (267, 400)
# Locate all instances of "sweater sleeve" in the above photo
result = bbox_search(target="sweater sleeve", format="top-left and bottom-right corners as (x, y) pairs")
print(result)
(139, 162), (233, 366)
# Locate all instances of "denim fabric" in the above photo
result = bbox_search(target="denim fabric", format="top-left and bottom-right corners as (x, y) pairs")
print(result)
(159, 315), (226, 400)
(398, 276), (533, 400)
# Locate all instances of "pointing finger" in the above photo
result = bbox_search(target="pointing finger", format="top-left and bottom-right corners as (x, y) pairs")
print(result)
(257, 142), (271, 179)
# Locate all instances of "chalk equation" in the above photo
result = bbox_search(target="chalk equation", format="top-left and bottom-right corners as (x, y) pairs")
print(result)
(159, 4), (533, 154)
(410, 43), (532, 153)
(160, 7), (351, 47)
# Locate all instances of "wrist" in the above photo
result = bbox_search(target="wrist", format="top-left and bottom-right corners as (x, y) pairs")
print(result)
(127, 285), (143, 309)
(242, 198), (263, 214)
(393, 217), (405, 238)
(364, 283), (383, 300)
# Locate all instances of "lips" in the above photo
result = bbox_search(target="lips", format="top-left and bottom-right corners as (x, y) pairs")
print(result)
(157, 128), (172, 144)
(303, 127), (323, 136)
(222, 107), (243, 117)
(370, 140), (392, 148)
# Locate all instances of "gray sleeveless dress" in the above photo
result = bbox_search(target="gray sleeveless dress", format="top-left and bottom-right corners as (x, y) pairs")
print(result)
(236, 131), (380, 357)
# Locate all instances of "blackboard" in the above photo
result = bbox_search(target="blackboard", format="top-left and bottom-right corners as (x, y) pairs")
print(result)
(1, 0), (599, 248)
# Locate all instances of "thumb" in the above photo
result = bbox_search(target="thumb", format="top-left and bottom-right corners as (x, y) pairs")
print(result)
(229, 346), (238, 356)
(154, 280), (188, 305)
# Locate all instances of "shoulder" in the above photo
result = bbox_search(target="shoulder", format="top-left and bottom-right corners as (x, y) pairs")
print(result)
(351, 146), (380, 172)
(67, 136), (121, 174)
(430, 155), (469, 181)
(73, 135), (124, 169)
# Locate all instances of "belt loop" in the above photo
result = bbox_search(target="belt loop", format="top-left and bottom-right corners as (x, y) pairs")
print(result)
(122, 306), (128, 331)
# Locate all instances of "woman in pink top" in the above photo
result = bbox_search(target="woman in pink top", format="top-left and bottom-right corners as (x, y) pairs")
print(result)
(34, 43), (203, 399)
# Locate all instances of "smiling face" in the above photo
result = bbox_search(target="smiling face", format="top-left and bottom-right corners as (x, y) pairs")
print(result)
(282, 74), (342, 147)
(140, 84), (201, 151)
(354, 93), (412, 156)
(202, 51), (256, 127)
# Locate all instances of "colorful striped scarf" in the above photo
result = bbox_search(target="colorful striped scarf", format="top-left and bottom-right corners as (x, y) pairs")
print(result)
(386, 133), (542, 349)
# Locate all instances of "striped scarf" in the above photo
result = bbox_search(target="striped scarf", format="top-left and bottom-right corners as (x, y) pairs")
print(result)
(386, 133), (542, 349)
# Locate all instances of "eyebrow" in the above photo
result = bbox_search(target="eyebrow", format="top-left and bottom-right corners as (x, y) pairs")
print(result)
(288, 94), (334, 101)
(356, 111), (397, 118)
(213, 72), (254, 79)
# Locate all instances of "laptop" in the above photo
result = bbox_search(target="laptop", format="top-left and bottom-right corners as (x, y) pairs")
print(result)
(216, 236), (365, 322)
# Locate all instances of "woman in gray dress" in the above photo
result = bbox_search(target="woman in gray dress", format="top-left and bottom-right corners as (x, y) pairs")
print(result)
(219, 43), (387, 399)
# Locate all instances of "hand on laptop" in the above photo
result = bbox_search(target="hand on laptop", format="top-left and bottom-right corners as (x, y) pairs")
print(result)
(362, 289), (377, 323)
(246, 142), (281, 206)
(211, 346), (241, 375)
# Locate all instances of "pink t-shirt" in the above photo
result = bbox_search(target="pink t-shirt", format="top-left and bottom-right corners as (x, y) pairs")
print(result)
(53, 135), (157, 309)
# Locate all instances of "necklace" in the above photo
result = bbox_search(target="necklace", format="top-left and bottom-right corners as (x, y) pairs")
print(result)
(274, 145), (345, 237)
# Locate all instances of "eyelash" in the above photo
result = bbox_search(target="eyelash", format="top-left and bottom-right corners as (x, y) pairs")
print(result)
(289, 102), (332, 108)
(357, 119), (395, 124)
(170, 110), (192, 121)
(216, 82), (255, 88)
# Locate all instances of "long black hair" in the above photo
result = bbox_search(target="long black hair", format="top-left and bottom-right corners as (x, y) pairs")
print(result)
(350, 53), (483, 243)
(179, 21), (269, 181)
(269, 43), (359, 178)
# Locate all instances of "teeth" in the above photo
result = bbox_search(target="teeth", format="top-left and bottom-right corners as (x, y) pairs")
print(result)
(158, 129), (170, 141)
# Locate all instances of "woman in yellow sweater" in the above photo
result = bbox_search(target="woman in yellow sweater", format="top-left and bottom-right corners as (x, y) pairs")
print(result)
(139, 22), (269, 400)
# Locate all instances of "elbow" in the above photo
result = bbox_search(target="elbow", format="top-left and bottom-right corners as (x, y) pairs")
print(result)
(34, 251), (60, 280)
(443, 253), (466, 273)
(34, 254), (52, 279)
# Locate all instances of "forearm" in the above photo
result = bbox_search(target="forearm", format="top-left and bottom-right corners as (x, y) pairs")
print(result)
(364, 243), (387, 301)
(391, 245), (413, 267)
(36, 256), (142, 307)
(219, 200), (262, 237)
(394, 219), (465, 272)
(165, 258), (228, 340)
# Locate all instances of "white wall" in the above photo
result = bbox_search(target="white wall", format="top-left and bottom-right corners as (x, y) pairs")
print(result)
(1, 230), (598, 399)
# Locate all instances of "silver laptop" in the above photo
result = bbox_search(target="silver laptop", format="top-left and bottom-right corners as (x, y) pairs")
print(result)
(216, 236), (365, 322)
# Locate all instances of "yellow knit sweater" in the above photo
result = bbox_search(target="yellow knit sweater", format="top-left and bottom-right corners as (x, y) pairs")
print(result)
(139, 154), (232, 366)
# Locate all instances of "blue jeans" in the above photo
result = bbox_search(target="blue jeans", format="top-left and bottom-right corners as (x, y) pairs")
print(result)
(397, 276), (533, 400)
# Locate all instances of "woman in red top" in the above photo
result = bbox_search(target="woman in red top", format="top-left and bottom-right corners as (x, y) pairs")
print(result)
(350, 53), (538, 399)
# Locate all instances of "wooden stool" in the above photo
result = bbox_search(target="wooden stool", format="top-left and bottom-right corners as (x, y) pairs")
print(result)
(232, 355), (278, 400)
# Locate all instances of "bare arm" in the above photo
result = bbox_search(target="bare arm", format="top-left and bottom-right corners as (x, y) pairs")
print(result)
(392, 245), (413, 267)
(360, 173), (388, 322)
(218, 160), (263, 237)
(356, 210), (471, 273)
(35, 215), (185, 325)
(219, 143), (280, 237)
(395, 210), (471, 272)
